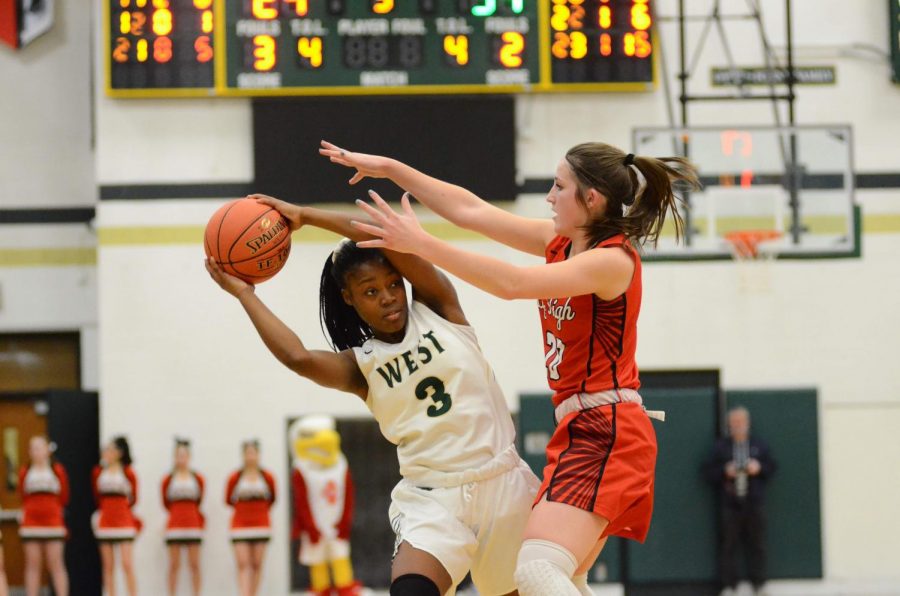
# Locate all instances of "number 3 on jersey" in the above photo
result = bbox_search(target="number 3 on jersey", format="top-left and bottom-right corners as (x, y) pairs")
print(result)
(545, 331), (566, 381)
(415, 376), (452, 417)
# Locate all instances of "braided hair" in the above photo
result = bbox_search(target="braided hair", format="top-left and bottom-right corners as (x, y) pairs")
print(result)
(319, 239), (392, 351)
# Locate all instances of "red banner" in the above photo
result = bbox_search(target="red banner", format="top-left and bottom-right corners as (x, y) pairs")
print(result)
(0, 0), (20, 49)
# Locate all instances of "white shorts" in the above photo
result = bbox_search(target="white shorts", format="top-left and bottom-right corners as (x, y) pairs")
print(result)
(299, 534), (350, 566)
(389, 459), (539, 595)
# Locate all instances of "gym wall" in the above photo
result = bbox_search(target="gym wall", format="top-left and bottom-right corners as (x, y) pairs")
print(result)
(0, 1), (899, 594)
(0, 0), (96, 388)
(94, 199), (900, 593)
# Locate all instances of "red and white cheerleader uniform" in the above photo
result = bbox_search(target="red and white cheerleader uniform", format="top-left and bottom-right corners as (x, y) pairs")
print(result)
(18, 463), (69, 540)
(161, 471), (205, 544)
(225, 469), (275, 542)
(291, 455), (354, 565)
(536, 234), (658, 543)
(92, 465), (141, 541)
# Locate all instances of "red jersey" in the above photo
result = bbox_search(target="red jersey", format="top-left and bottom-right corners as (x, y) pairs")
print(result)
(161, 470), (205, 540)
(92, 465), (141, 540)
(539, 234), (641, 406)
(225, 469), (276, 540)
(18, 463), (69, 539)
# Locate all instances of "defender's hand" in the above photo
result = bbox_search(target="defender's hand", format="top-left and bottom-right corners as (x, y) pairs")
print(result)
(320, 140), (394, 185)
(352, 191), (428, 255)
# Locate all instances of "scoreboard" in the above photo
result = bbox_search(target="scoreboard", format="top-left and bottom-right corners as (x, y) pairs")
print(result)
(224, 0), (539, 93)
(549, 0), (652, 88)
(105, 0), (655, 97)
(106, 0), (215, 95)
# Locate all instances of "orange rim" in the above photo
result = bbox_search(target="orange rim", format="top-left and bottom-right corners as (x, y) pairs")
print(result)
(724, 230), (783, 258)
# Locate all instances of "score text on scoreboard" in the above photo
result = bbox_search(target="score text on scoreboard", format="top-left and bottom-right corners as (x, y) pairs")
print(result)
(549, 0), (653, 88)
(221, 0), (540, 94)
(106, 0), (216, 95)
(104, 0), (655, 97)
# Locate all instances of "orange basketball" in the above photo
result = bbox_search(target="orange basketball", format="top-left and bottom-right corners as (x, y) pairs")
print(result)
(204, 198), (292, 284)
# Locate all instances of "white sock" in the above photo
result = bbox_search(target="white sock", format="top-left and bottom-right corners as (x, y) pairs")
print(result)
(514, 539), (580, 596)
(572, 573), (595, 596)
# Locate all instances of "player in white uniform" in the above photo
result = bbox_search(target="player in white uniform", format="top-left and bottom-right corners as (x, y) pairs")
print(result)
(206, 194), (539, 596)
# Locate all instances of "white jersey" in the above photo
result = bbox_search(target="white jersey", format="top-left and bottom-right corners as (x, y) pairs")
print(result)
(166, 472), (201, 503)
(24, 466), (61, 495)
(353, 301), (516, 485)
(96, 467), (132, 499)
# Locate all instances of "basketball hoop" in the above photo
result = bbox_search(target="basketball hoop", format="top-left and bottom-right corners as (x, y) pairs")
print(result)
(724, 230), (782, 292)
(724, 230), (783, 260)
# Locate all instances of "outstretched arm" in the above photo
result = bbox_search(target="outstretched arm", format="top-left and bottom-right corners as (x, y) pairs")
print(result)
(352, 194), (635, 301)
(319, 141), (555, 257)
(205, 258), (367, 399)
(253, 193), (467, 325)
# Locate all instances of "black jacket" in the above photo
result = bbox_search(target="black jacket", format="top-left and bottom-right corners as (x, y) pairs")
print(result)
(704, 437), (776, 506)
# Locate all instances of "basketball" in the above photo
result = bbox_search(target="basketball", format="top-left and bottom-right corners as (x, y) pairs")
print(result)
(204, 198), (292, 284)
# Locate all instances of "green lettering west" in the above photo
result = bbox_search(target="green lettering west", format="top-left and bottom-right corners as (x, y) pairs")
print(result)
(375, 358), (404, 388)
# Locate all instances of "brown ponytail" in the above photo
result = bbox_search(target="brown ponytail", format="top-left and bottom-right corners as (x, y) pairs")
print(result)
(564, 142), (700, 248)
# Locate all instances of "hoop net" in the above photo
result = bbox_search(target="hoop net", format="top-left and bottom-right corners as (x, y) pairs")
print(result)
(724, 230), (783, 292)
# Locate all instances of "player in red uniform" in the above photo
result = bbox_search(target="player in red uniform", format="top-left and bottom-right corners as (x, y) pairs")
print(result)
(18, 436), (69, 596)
(161, 438), (204, 596)
(93, 436), (140, 596)
(225, 440), (276, 596)
(322, 139), (698, 594)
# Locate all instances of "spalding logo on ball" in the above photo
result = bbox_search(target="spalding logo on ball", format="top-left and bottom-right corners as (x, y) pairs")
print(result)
(204, 198), (291, 283)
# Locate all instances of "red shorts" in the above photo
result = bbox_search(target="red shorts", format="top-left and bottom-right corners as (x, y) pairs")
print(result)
(536, 402), (657, 543)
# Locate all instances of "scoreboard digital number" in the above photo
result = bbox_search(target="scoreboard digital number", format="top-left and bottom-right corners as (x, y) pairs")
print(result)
(104, 0), (655, 97)
(223, 0), (539, 93)
(549, 0), (653, 87)
(106, 0), (216, 96)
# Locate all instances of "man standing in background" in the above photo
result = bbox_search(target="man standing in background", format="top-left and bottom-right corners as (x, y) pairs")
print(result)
(706, 406), (777, 596)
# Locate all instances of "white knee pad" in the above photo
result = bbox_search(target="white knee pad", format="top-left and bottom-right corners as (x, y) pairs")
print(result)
(514, 539), (580, 596)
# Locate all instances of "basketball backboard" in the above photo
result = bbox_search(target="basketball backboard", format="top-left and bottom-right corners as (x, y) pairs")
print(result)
(631, 125), (859, 260)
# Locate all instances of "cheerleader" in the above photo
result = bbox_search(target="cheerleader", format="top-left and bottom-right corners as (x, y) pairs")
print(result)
(18, 435), (69, 596)
(93, 436), (140, 596)
(0, 517), (8, 596)
(225, 440), (276, 596)
(161, 438), (204, 596)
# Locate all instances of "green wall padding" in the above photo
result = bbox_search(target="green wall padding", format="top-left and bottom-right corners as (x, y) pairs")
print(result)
(627, 387), (719, 582)
(725, 389), (823, 579)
